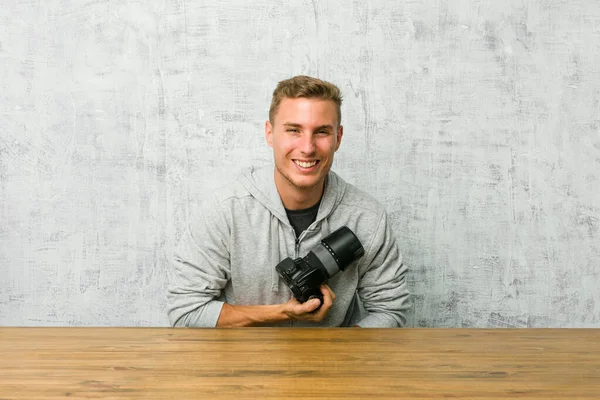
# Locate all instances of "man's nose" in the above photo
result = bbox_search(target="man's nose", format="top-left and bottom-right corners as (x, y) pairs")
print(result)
(300, 133), (316, 154)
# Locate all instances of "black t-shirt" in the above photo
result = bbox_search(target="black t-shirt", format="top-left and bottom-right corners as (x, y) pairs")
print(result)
(285, 200), (321, 238)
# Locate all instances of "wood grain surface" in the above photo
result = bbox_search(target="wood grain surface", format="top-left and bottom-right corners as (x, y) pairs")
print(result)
(1, 328), (599, 399)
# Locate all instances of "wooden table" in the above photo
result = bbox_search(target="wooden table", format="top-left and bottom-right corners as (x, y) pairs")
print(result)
(1, 328), (599, 399)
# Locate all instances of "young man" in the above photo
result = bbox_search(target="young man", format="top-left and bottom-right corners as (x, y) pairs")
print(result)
(167, 75), (410, 327)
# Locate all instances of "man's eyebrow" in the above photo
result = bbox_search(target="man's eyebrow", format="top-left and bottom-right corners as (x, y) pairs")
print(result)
(282, 123), (334, 131)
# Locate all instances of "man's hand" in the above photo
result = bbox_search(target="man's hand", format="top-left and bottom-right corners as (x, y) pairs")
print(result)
(282, 284), (336, 322)
(215, 284), (336, 327)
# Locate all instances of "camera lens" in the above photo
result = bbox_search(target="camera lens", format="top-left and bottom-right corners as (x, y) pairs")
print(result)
(309, 226), (364, 279)
(321, 226), (365, 269)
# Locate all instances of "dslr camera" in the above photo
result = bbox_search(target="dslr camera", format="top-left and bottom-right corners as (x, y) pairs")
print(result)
(275, 226), (365, 307)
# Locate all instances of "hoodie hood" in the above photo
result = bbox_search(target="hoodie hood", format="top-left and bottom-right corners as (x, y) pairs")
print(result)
(238, 164), (348, 292)
(238, 164), (347, 227)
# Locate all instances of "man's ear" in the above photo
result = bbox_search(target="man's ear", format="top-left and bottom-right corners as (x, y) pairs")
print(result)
(335, 125), (343, 151)
(265, 120), (273, 148)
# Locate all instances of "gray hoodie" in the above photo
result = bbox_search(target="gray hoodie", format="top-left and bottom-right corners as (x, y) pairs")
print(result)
(167, 165), (410, 327)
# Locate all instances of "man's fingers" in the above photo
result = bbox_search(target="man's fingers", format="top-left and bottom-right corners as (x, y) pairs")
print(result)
(311, 296), (332, 321)
(295, 298), (320, 315)
(307, 298), (321, 311)
(321, 291), (333, 311)
(321, 284), (336, 301)
(285, 286), (336, 322)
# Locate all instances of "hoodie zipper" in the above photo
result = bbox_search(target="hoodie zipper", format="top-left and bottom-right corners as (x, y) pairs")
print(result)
(291, 228), (299, 328)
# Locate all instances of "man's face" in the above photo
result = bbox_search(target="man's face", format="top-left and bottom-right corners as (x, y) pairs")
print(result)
(265, 97), (343, 194)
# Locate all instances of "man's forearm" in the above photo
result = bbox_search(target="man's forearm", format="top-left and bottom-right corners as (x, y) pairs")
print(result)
(216, 303), (290, 327)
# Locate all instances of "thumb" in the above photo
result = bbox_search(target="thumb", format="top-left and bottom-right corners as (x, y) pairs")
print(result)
(301, 298), (321, 313)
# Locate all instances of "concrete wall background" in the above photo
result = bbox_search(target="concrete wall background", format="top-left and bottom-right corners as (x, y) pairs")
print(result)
(1, 0), (599, 327)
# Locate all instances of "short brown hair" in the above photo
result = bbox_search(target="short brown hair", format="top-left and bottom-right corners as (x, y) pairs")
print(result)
(269, 75), (343, 126)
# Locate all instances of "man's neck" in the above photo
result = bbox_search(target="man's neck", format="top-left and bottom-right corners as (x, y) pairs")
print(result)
(274, 172), (325, 211)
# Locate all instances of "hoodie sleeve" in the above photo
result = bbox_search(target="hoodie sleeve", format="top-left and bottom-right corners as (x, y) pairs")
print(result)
(167, 195), (231, 327)
(355, 209), (411, 328)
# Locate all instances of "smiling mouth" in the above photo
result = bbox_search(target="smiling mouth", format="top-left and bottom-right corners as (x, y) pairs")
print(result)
(293, 160), (319, 168)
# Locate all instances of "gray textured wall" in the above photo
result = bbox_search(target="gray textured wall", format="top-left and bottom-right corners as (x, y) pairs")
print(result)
(1, 0), (599, 327)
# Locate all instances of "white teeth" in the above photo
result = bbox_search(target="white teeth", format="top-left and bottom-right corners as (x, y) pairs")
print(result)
(295, 160), (318, 168)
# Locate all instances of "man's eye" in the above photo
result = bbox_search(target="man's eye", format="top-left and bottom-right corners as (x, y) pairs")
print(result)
(287, 128), (299, 133)
(318, 130), (330, 135)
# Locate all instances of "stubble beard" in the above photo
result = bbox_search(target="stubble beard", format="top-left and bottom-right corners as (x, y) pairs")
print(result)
(276, 163), (323, 191)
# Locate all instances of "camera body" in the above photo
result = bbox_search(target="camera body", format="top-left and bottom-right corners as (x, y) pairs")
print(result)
(275, 226), (365, 305)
